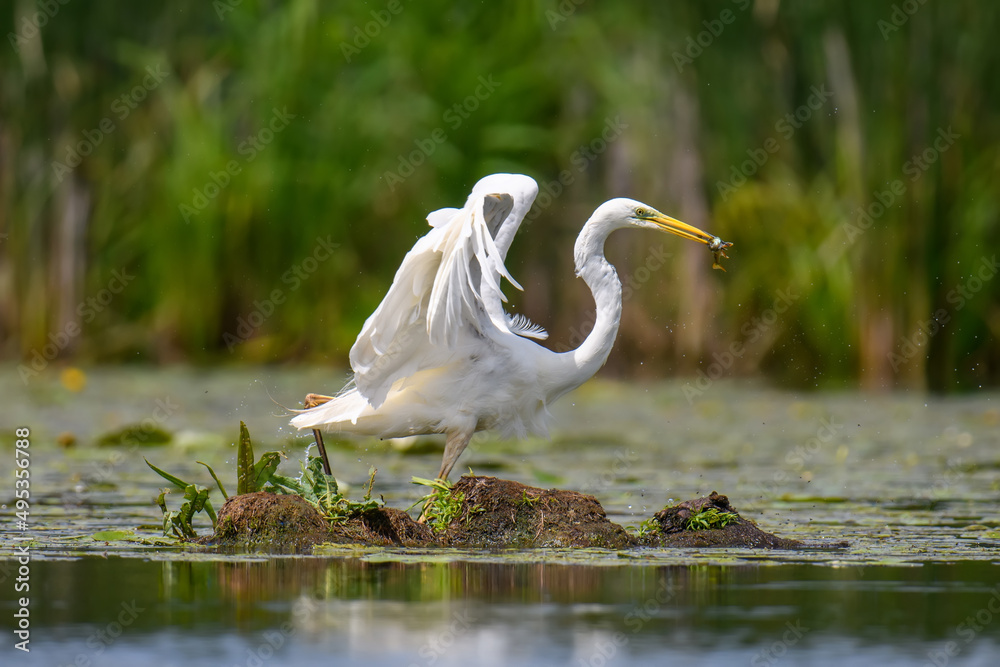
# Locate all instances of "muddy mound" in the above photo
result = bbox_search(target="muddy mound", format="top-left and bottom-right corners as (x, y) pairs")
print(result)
(209, 492), (332, 551)
(203, 478), (827, 552)
(442, 476), (633, 548)
(639, 491), (804, 549)
(208, 494), (437, 550)
(327, 507), (437, 546)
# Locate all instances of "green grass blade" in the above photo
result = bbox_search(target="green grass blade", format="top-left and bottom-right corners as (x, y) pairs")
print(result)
(145, 458), (193, 491)
(411, 476), (451, 492)
(203, 498), (217, 529)
(237, 421), (254, 495)
(197, 460), (229, 499)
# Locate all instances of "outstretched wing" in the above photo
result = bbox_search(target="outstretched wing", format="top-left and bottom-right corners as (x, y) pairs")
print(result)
(469, 173), (538, 257)
(349, 174), (546, 408)
(424, 192), (523, 347)
(465, 174), (549, 342)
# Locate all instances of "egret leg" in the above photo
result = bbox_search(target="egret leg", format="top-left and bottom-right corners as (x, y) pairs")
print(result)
(303, 393), (334, 475)
(437, 429), (474, 481)
(417, 429), (474, 524)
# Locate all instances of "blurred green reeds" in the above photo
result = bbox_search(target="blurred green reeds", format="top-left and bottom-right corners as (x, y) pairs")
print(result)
(1, 0), (997, 390)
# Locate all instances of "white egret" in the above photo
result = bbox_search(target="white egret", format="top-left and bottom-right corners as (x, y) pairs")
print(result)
(291, 173), (730, 480)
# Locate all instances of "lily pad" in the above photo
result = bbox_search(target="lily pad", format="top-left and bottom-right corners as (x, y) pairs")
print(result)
(96, 424), (172, 447)
(91, 530), (137, 542)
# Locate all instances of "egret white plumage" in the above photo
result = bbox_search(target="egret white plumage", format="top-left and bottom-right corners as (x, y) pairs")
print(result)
(291, 174), (731, 480)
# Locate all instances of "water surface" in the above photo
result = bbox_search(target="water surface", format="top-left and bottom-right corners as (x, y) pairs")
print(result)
(2, 366), (998, 664)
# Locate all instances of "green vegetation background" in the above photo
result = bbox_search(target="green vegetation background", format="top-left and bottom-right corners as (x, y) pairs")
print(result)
(2, 0), (998, 391)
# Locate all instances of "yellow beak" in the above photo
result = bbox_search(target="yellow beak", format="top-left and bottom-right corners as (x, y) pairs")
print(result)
(643, 212), (733, 272)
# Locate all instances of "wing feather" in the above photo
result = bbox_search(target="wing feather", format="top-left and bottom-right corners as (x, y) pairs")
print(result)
(506, 312), (549, 340)
(350, 174), (542, 409)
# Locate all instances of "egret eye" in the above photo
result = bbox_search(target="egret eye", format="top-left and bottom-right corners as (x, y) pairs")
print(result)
(635, 208), (648, 218)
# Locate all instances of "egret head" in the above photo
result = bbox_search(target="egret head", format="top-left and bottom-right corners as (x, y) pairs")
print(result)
(593, 198), (732, 271)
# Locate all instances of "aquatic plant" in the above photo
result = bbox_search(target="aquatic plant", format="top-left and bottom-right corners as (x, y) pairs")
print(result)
(684, 507), (738, 531)
(518, 490), (542, 507)
(266, 457), (382, 524)
(630, 518), (659, 538)
(146, 421), (382, 538)
(410, 477), (470, 534)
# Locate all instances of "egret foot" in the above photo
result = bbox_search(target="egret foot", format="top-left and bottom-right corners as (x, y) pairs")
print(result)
(303, 393), (334, 475)
(416, 497), (433, 524)
(415, 481), (450, 525)
(417, 429), (473, 524)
